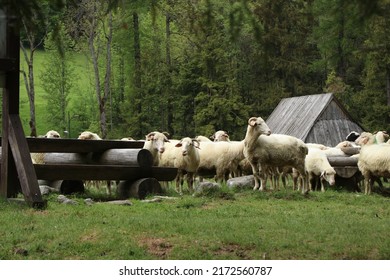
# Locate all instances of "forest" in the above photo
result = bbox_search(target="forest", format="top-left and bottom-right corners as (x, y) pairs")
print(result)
(2, 0), (390, 140)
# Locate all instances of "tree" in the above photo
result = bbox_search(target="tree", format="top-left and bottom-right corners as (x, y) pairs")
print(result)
(40, 23), (75, 134)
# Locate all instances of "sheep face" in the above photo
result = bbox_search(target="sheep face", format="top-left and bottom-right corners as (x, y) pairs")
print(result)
(355, 132), (373, 146)
(212, 130), (230, 142)
(321, 169), (336, 186)
(78, 131), (102, 140)
(146, 132), (170, 154)
(45, 130), (60, 138)
(248, 117), (271, 136)
(175, 138), (200, 156)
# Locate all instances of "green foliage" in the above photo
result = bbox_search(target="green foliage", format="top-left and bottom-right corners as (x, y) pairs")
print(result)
(40, 24), (75, 134)
(15, 0), (390, 137)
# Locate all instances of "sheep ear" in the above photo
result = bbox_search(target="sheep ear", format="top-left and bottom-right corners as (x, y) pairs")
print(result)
(320, 171), (325, 177)
(175, 142), (182, 147)
(146, 133), (155, 141)
(192, 139), (201, 149)
(248, 117), (258, 127)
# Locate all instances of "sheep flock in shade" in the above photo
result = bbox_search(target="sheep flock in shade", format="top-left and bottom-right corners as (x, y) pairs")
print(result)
(36, 120), (389, 195)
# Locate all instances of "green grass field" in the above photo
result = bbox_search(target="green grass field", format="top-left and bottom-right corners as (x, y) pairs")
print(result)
(0, 186), (388, 260)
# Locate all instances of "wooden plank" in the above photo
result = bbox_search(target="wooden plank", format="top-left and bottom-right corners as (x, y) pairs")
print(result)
(0, 137), (145, 152)
(34, 164), (177, 181)
(8, 115), (45, 208)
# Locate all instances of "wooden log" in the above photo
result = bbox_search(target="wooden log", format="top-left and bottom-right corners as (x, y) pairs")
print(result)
(43, 149), (153, 167)
(93, 148), (153, 167)
(334, 166), (360, 178)
(328, 156), (358, 166)
(117, 178), (162, 199)
(50, 180), (85, 194)
(44, 153), (89, 164)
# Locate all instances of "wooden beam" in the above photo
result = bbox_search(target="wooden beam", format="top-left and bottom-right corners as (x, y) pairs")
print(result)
(34, 164), (177, 181)
(8, 115), (45, 208)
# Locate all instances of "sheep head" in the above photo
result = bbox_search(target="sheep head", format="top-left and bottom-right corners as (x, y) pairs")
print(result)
(175, 137), (200, 156)
(44, 130), (60, 138)
(248, 117), (271, 136)
(145, 131), (170, 153)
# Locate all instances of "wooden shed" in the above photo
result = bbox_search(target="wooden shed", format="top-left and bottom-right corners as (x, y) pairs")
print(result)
(266, 93), (365, 147)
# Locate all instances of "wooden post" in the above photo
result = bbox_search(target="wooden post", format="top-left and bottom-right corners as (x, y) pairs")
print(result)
(0, 9), (45, 208)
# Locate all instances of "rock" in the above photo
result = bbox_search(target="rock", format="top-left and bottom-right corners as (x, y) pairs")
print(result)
(57, 195), (78, 205)
(39, 185), (57, 195)
(194, 180), (220, 193)
(84, 198), (95, 206)
(105, 200), (133, 206)
(226, 175), (255, 190)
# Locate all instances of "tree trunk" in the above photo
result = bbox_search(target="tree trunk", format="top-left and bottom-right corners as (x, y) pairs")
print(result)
(387, 67), (390, 107)
(165, 8), (174, 136)
(102, 11), (113, 139)
(133, 12), (142, 135)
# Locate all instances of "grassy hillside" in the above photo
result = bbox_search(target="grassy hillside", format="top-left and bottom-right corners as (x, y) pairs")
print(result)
(19, 50), (94, 137)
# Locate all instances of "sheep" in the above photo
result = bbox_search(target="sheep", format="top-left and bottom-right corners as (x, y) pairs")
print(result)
(120, 137), (135, 141)
(305, 149), (336, 192)
(77, 131), (114, 195)
(195, 135), (212, 142)
(78, 131), (102, 140)
(158, 137), (200, 194)
(142, 131), (170, 166)
(31, 130), (61, 164)
(346, 131), (360, 142)
(243, 117), (309, 193)
(374, 131), (389, 143)
(196, 140), (246, 182)
(212, 130), (230, 142)
(355, 132), (390, 194)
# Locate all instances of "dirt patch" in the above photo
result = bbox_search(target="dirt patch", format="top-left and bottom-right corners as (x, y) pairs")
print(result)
(80, 230), (100, 242)
(138, 237), (173, 259)
(213, 243), (253, 259)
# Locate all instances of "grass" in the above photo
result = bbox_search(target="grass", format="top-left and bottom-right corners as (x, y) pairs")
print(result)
(0, 185), (389, 260)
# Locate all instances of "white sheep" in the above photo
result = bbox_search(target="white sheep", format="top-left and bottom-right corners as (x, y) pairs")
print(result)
(31, 130), (61, 164)
(355, 132), (390, 194)
(243, 117), (309, 193)
(305, 148), (336, 192)
(195, 135), (212, 142)
(142, 131), (170, 166)
(77, 131), (114, 195)
(158, 137), (200, 193)
(78, 131), (102, 140)
(197, 140), (245, 182)
(212, 130), (230, 142)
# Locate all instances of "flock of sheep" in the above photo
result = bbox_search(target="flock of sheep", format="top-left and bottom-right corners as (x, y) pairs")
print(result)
(33, 116), (390, 196)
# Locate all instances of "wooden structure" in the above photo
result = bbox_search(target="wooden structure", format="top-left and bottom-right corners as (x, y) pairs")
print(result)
(0, 9), (176, 208)
(266, 93), (365, 147)
(266, 93), (365, 190)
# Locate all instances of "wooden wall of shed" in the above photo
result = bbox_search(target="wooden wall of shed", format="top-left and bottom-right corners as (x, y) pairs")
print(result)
(305, 119), (364, 147)
(318, 100), (350, 120)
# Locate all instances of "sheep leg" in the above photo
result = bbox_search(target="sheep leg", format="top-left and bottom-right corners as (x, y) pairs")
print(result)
(186, 172), (195, 192)
(250, 162), (261, 190)
(175, 170), (183, 194)
(320, 178), (326, 192)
